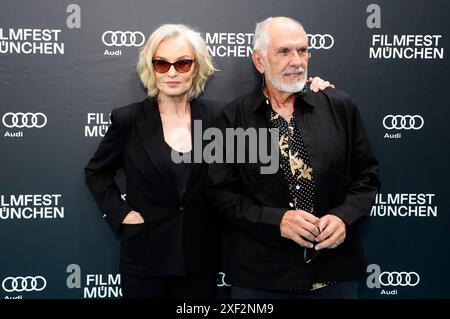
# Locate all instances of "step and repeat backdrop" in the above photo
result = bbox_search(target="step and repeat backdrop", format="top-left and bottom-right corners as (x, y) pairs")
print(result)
(1, 0), (449, 299)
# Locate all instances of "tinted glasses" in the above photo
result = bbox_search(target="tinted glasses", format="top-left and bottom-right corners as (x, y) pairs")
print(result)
(152, 59), (194, 73)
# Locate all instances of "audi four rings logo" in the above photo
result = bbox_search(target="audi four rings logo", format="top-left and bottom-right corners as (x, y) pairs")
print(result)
(379, 272), (420, 287)
(2, 112), (47, 128)
(102, 31), (146, 47)
(307, 34), (334, 49)
(2, 276), (47, 292)
(383, 115), (424, 130)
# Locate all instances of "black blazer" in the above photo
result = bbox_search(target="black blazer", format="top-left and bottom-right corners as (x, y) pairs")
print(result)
(207, 88), (381, 291)
(85, 97), (223, 276)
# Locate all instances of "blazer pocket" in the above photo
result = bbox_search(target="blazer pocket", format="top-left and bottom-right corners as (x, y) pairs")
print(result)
(122, 223), (145, 238)
(120, 223), (147, 264)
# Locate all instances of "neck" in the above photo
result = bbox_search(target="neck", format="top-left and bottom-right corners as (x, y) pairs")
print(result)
(264, 83), (295, 109)
(157, 93), (190, 117)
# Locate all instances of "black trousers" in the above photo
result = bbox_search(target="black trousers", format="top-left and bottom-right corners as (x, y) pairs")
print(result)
(121, 271), (217, 299)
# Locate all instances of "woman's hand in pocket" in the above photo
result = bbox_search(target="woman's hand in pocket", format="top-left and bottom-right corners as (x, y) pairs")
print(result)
(122, 210), (144, 224)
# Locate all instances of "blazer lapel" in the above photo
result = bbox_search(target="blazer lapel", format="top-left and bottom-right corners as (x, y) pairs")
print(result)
(136, 98), (179, 201)
(183, 99), (206, 202)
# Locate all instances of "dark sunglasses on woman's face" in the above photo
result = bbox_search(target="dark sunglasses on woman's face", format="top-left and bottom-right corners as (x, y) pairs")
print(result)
(152, 59), (194, 73)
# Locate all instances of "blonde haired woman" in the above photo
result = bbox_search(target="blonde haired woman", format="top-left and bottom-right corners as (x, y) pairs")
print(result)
(86, 24), (222, 298)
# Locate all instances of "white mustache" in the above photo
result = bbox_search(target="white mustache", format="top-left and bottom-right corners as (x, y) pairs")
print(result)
(284, 67), (305, 75)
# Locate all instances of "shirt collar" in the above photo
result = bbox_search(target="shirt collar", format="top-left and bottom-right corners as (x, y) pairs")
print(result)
(252, 83), (317, 112)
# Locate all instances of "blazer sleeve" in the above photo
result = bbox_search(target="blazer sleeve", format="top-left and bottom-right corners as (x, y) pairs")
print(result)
(84, 108), (133, 230)
(206, 107), (287, 243)
(329, 96), (381, 226)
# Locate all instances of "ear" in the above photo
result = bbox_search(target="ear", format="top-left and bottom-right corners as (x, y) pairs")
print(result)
(252, 50), (265, 74)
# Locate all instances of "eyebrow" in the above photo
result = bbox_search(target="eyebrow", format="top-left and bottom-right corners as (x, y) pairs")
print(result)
(275, 45), (308, 52)
(153, 55), (193, 60)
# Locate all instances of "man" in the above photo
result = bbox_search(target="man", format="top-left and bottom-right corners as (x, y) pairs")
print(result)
(207, 17), (380, 298)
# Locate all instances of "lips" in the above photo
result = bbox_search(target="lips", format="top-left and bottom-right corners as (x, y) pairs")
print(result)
(284, 72), (303, 76)
(166, 81), (181, 86)
(284, 73), (303, 79)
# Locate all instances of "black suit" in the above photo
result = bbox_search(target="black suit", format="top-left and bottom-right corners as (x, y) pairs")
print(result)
(207, 87), (381, 291)
(85, 97), (223, 297)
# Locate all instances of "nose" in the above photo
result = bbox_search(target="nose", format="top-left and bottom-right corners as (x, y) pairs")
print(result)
(289, 51), (302, 67)
(167, 64), (178, 77)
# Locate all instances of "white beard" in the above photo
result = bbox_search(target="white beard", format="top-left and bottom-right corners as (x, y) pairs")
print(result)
(265, 63), (307, 94)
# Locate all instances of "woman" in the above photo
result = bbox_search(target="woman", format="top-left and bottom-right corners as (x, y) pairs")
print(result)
(85, 23), (332, 299)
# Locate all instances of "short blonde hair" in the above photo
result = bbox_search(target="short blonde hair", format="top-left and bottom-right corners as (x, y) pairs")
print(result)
(136, 24), (215, 100)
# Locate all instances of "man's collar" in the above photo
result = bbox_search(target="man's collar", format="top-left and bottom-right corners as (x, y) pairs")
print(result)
(252, 83), (317, 112)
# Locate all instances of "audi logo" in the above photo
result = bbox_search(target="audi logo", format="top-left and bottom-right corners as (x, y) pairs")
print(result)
(2, 276), (47, 292)
(383, 115), (424, 130)
(2, 112), (47, 128)
(307, 34), (334, 49)
(379, 271), (420, 287)
(102, 31), (145, 47)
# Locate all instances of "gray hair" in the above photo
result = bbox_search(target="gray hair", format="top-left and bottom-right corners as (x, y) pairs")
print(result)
(252, 17), (304, 57)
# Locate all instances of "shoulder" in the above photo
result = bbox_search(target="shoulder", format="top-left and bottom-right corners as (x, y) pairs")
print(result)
(306, 88), (359, 119)
(228, 90), (258, 108)
(110, 98), (147, 129)
(111, 99), (145, 120)
(193, 98), (226, 120)
(323, 88), (355, 102)
(220, 90), (257, 117)
(195, 98), (226, 110)
(316, 88), (357, 110)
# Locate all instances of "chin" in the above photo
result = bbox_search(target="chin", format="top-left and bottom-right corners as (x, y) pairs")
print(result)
(163, 89), (188, 97)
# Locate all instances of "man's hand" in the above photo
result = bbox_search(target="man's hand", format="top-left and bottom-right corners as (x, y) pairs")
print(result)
(280, 210), (320, 248)
(314, 214), (346, 250)
(122, 210), (144, 224)
(308, 76), (335, 92)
